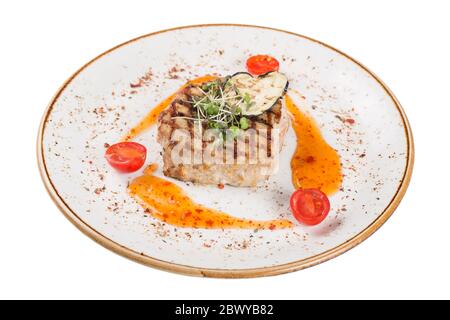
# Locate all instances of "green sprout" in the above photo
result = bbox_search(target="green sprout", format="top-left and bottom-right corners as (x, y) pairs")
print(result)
(229, 126), (240, 139)
(239, 117), (249, 130)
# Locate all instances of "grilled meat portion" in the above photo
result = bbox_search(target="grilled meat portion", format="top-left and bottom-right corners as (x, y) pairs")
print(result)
(157, 80), (289, 187)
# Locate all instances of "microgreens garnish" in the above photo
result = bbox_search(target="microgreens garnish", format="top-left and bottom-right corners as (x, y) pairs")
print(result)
(174, 78), (253, 138)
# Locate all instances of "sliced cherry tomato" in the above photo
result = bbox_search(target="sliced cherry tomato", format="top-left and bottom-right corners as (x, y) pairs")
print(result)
(246, 55), (280, 75)
(290, 189), (330, 226)
(105, 142), (147, 173)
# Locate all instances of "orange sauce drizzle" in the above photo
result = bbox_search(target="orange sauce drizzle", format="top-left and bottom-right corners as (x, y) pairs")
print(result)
(123, 75), (218, 141)
(128, 164), (293, 230)
(285, 95), (342, 195)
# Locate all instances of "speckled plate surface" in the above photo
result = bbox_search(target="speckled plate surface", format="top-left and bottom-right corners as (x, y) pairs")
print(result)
(37, 24), (414, 278)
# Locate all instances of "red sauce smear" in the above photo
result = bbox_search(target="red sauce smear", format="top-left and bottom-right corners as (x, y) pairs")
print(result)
(285, 95), (342, 195)
(128, 164), (293, 230)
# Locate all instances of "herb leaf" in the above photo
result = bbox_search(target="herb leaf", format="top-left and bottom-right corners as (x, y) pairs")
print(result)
(243, 92), (252, 104)
(229, 126), (240, 139)
(240, 117), (249, 130)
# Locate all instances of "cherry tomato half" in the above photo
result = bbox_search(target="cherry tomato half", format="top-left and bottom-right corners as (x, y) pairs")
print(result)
(105, 142), (147, 173)
(246, 55), (280, 75)
(290, 189), (330, 226)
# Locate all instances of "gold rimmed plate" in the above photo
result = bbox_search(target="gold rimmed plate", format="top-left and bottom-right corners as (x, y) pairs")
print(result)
(37, 24), (414, 278)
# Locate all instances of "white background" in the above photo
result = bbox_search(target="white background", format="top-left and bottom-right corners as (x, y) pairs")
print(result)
(0, 0), (449, 300)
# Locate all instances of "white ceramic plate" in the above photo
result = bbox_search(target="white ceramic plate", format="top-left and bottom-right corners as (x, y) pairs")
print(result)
(38, 24), (414, 278)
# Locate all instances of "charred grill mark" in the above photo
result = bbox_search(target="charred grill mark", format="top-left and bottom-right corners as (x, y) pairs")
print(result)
(267, 112), (273, 157)
(267, 128), (272, 158)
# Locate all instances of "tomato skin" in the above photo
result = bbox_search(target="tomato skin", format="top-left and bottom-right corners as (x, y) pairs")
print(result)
(290, 189), (330, 226)
(246, 55), (280, 75)
(105, 142), (147, 173)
